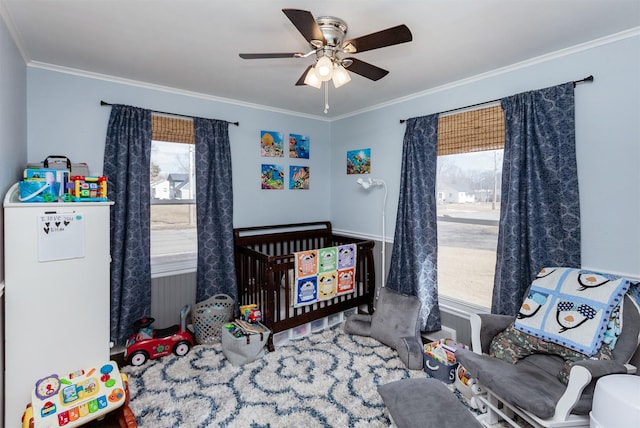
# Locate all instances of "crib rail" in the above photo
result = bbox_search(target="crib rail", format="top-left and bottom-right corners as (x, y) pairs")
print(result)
(234, 222), (375, 349)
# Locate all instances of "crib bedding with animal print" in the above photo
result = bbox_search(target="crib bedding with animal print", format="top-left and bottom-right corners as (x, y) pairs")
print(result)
(293, 243), (357, 307)
(514, 267), (631, 356)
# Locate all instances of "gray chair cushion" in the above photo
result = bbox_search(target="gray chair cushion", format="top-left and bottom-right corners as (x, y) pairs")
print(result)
(369, 287), (421, 348)
(378, 378), (482, 428)
(456, 348), (567, 419)
(344, 287), (423, 369)
(612, 295), (640, 362)
(342, 313), (372, 336)
(457, 294), (640, 419)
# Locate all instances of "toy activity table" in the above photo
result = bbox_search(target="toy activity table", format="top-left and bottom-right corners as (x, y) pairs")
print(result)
(30, 361), (125, 427)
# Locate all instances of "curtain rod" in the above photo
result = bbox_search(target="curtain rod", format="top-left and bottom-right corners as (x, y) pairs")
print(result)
(100, 101), (239, 126)
(399, 75), (594, 124)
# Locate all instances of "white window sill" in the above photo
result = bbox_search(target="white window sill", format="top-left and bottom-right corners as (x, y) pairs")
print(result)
(438, 295), (491, 318)
(151, 253), (197, 278)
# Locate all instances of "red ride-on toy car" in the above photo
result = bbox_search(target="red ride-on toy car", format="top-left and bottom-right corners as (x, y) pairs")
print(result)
(124, 305), (194, 366)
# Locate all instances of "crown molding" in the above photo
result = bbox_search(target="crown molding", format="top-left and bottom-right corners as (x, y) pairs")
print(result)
(17, 25), (640, 123)
(26, 61), (331, 123)
(332, 27), (640, 121)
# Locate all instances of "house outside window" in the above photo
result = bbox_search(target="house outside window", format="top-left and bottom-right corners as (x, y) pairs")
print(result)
(436, 105), (504, 309)
(150, 116), (197, 276)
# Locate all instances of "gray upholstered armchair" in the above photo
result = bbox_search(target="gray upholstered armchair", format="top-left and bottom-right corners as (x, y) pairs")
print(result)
(344, 286), (424, 370)
(456, 292), (640, 428)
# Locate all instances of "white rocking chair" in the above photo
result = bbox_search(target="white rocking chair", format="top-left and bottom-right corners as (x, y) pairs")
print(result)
(456, 292), (640, 428)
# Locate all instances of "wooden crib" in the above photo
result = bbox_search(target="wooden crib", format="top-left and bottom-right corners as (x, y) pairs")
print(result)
(234, 221), (376, 350)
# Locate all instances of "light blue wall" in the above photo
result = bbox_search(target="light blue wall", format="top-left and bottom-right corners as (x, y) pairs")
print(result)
(26, 69), (331, 227)
(0, 11), (27, 421)
(20, 32), (640, 278)
(331, 34), (640, 278)
(0, 14), (27, 280)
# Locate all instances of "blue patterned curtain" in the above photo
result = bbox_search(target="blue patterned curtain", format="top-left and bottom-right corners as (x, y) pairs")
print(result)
(194, 118), (237, 303)
(103, 105), (152, 345)
(492, 82), (580, 315)
(387, 114), (442, 331)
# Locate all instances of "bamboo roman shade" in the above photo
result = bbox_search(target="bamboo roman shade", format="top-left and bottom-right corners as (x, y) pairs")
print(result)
(152, 115), (194, 144)
(437, 105), (504, 156)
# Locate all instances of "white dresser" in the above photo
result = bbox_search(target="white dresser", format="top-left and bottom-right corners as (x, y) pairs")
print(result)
(3, 183), (112, 427)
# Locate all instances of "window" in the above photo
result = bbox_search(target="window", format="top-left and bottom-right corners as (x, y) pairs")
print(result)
(150, 115), (197, 275)
(436, 105), (504, 309)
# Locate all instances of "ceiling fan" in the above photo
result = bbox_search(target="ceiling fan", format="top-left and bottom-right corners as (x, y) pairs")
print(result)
(239, 9), (413, 89)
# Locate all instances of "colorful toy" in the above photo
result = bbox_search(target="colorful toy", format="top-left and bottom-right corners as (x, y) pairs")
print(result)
(21, 403), (33, 428)
(117, 373), (138, 428)
(247, 308), (262, 323)
(454, 364), (485, 410)
(224, 323), (245, 338)
(240, 304), (263, 323)
(27, 361), (127, 428)
(124, 305), (194, 366)
(19, 170), (60, 202)
(67, 175), (108, 201)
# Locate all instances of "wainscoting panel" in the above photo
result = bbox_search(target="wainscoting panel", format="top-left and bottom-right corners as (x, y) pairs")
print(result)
(151, 272), (197, 327)
(440, 308), (472, 346)
(150, 239), (473, 348)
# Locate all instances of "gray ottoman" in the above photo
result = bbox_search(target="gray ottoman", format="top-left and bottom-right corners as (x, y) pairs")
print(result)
(378, 378), (482, 428)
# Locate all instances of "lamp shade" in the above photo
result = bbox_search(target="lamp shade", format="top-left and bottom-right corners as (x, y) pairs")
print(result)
(332, 65), (351, 88)
(356, 178), (371, 189)
(315, 56), (334, 81)
(304, 67), (322, 88)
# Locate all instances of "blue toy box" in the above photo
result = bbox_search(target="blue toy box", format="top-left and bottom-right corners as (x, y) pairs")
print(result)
(423, 340), (464, 384)
(424, 352), (458, 384)
(19, 169), (62, 202)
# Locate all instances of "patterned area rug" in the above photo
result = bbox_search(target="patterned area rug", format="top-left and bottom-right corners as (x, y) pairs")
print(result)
(122, 325), (477, 427)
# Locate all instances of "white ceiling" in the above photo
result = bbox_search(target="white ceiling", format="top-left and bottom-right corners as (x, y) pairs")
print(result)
(2, 0), (639, 119)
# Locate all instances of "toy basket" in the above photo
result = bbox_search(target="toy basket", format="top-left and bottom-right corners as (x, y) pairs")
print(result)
(423, 340), (462, 384)
(192, 294), (234, 344)
(221, 324), (270, 366)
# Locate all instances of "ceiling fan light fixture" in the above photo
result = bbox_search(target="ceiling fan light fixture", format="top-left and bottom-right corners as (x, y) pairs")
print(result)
(342, 42), (357, 54)
(315, 55), (334, 81)
(332, 65), (351, 88)
(304, 67), (322, 88)
(239, 9), (413, 112)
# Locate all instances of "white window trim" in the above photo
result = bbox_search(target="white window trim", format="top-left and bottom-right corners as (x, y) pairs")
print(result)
(439, 294), (490, 319)
(150, 137), (197, 279)
(151, 253), (197, 279)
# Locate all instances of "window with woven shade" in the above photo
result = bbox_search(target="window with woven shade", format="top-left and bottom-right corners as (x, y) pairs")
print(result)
(436, 105), (504, 309)
(150, 115), (197, 275)
(437, 104), (504, 155)
(152, 115), (194, 145)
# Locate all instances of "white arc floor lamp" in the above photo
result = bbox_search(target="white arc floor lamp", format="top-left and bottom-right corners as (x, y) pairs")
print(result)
(356, 178), (388, 292)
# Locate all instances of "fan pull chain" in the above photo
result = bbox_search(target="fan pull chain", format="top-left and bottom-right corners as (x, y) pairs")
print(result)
(324, 82), (329, 114)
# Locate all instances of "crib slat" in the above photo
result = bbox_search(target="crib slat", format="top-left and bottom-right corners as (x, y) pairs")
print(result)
(234, 222), (375, 350)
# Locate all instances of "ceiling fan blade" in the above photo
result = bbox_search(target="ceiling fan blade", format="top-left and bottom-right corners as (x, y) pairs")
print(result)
(282, 9), (326, 45)
(295, 65), (314, 86)
(239, 53), (303, 59)
(344, 58), (389, 81)
(342, 24), (412, 53)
